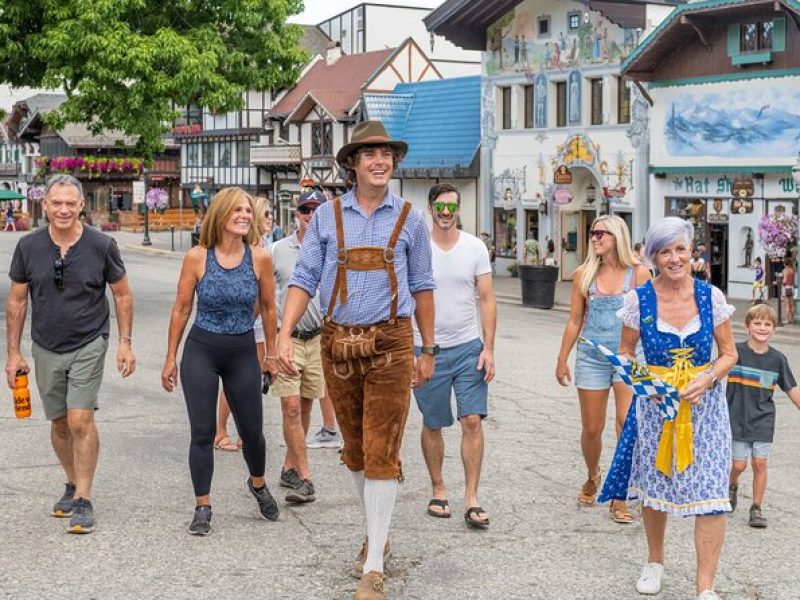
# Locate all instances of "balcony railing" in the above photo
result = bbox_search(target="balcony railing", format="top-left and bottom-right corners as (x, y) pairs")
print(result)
(0, 163), (20, 177)
(250, 143), (301, 166)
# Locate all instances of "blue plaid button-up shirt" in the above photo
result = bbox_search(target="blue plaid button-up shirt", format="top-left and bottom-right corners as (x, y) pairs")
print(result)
(289, 187), (435, 326)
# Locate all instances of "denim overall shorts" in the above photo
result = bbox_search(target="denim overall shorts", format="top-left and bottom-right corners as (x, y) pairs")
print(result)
(574, 267), (634, 390)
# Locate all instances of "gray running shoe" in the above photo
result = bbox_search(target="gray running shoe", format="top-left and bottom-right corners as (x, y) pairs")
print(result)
(307, 427), (342, 449)
(189, 505), (212, 536)
(728, 484), (738, 512)
(286, 479), (316, 504)
(51, 482), (76, 518)
(279, 468), (301, 489)
(247, 477), (280, 521)
(749, 504), (767, 528)
(67, 498), (95, 534)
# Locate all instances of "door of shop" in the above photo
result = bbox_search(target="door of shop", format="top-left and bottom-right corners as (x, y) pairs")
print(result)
(709, 224), (728, 293)
(561, 209), (595, 280)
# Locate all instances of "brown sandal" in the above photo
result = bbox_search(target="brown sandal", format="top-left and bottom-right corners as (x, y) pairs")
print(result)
(609, 499), (634, 524)
(577, 470), (602, 506)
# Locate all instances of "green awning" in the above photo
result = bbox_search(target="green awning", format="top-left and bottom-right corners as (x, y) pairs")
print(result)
(649, 166), (792, 174)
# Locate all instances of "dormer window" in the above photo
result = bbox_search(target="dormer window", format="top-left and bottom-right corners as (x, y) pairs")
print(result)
(728, 16), (785, 65)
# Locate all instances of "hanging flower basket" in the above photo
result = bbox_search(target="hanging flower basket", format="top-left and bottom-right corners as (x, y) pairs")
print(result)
(145, 187), (169, 212)
(758, 210), (798, 259)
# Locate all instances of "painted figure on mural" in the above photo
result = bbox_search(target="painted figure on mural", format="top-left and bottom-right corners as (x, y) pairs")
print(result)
(552, 41), (561, 70)
(514, 35), (520, 66)
(543, 43), (552, 70)
(569, 72), (581, 123)
(535, 75), (547, 128)
(520, 35), (529, 69)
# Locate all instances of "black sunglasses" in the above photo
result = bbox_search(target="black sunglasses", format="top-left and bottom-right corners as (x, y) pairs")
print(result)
(54, 256), (65, 290)
(298, 205), (318, 215)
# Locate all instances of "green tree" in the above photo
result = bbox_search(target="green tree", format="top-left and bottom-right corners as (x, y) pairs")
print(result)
(0, 0), (307, 159)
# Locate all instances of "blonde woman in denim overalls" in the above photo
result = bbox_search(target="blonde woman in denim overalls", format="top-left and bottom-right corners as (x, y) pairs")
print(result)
(556, 215), (650, 523)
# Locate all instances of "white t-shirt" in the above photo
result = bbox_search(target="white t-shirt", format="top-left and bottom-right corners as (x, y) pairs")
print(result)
(413, 231), (492, 348)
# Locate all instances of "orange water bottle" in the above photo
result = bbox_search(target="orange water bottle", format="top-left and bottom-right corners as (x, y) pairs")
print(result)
(13, 370), (31, 419)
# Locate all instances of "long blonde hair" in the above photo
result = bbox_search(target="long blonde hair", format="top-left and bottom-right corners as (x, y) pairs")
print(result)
(251, 196), (270, 239)
(578, 214), (639, 297)
(199, 187), (258, 247)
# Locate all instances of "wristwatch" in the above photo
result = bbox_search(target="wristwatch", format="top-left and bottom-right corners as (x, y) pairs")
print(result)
(420, 345), (440, 356)
(707, 373), (719, 389)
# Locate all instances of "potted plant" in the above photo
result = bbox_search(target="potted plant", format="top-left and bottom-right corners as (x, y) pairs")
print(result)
(518, 238), (559, 309)
(145, 187), (169, 213)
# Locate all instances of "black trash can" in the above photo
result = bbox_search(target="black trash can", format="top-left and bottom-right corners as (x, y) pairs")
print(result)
(191, 231), (200, 247)
(519, 264), (559, 309)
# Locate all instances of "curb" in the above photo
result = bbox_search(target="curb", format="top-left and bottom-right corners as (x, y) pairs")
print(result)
(122, 245), (183, 259)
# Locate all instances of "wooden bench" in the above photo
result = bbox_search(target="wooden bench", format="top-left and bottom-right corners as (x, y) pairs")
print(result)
(119, 209), (200, 232)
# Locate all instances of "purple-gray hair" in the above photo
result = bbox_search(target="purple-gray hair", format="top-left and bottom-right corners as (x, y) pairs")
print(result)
(644, 217), (694, 266)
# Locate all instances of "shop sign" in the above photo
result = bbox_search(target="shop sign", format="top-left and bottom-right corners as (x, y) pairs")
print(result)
(732, 178), (754, 198)
(553, 188), (573, 205)
(554, 165), (573, 185)
(132, 180), (145, 205)
(707, 198), (728, 223)
(731, 197), (754, 214)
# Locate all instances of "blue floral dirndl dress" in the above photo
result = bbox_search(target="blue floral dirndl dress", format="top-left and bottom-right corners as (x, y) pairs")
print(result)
(599, 280), (733, 517)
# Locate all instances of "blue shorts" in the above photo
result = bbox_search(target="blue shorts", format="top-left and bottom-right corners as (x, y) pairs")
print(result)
(574, 342), (624, 390)
(413, 338), (488, 429)
(732, 439), (772, 461)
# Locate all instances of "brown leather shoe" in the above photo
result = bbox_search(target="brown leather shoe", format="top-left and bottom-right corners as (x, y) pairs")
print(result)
(355, 571), (386, 600)
(352, 538), (392, 578)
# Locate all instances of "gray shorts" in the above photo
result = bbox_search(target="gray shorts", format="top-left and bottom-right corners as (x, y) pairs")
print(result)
(732, 439), (772, 461)
(31, 336), (109, 420)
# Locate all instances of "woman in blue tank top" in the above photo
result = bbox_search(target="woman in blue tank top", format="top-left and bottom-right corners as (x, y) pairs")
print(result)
(161, 187), (280, 535)
(556, 215), (650, 524)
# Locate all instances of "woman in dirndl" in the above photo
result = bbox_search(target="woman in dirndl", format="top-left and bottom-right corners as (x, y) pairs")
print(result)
(600, 217), (738, 600)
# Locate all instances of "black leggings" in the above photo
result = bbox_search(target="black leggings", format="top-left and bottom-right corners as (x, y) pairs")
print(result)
(180, 325), (266, 497)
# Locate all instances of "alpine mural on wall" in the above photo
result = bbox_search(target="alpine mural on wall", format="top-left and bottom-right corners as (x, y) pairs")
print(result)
(485, 1), (640, 76)
(665, 88), (800, 158)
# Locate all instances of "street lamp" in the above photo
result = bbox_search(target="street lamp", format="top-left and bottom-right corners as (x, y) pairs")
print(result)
(142, 170), (152, 246)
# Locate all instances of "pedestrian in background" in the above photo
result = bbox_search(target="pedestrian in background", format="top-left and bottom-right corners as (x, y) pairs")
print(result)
(606, 216), (737, 600)
(727, 304), (800, 528)
(555, 215), (650, 524)
(413, 183), (496, 528)
(161, 187), (280, 536)
(5, 174), (136, 534)
(213, 195), (273, 453)
(781, 256), (795, 324)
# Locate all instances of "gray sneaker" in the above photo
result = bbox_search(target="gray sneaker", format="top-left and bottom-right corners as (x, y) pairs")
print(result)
(749, 504), (767, 528)
(247, 477), (280, 521)
(307, 427), (342, 449)
(286, 479), (316, 504)
(67, 498), (95, 534)
(51, 482), (76, 518)
(279, 468), (302, 489)
(189, 505), (212, 536)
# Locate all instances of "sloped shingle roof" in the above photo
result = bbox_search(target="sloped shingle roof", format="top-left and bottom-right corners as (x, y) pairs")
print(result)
(364, 75), (480, 171)
(271, 48), (394, 120)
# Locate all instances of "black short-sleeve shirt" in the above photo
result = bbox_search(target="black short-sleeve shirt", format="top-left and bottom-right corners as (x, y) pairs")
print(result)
(9, 227), (126, 353)
(726, 341), (797, 443)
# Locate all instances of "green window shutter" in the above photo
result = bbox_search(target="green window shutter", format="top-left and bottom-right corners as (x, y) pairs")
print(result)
(727, 23), (740, 56)
(773, 16), (786, 52)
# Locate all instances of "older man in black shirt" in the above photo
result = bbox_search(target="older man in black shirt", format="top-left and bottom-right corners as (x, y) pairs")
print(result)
(5, 174), (136, 534)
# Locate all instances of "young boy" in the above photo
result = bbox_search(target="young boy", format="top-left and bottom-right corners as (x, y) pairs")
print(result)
(751, 257), (765, 303)
(727, 304), (800, 528)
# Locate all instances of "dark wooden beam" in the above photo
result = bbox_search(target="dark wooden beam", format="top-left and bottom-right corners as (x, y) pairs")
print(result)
(633, 80), (654, 107)
(680, 15), (711, 50)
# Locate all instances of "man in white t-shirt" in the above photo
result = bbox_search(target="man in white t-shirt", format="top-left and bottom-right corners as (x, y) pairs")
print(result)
(413, 183), (496, 529)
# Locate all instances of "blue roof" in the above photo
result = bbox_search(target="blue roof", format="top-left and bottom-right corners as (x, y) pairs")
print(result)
(363, 75), (481, 171)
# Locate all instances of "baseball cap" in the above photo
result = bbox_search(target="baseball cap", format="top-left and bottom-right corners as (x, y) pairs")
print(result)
(297, 190), (326, 207)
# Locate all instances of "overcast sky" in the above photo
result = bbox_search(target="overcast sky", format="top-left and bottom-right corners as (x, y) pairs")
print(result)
(289, 0), (444, 25)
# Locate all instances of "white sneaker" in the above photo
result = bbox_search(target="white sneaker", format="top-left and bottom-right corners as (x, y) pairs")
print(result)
(636, 562), (664, 595)
(697, 591), (721, 600)
(306, 427), (342, 449)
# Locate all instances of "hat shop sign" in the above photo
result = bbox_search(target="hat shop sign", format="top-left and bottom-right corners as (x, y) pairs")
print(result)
(731, 178), (754, 214)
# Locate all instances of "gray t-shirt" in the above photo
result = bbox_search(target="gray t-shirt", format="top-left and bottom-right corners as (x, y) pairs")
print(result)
(272, 232), (322, 332)
(727, 341), (796, 443)
(9, 226), (126, 353)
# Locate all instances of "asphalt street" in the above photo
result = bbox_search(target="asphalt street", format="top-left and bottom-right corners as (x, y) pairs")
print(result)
(1, 230), (799, 600)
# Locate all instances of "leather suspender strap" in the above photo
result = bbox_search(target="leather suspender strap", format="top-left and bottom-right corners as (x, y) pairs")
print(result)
(327, 197), (347, 319)
(386, 201), (412, 321)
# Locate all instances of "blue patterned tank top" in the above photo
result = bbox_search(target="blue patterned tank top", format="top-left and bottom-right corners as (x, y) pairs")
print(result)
(195, 244), (258, 335)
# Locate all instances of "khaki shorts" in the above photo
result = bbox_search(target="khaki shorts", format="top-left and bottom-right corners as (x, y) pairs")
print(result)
(31, 335), (109, 421)
(272, 336), (325, 398)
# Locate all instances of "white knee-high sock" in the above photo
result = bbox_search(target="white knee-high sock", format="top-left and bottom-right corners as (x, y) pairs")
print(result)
(363, 478), (398, 574)
(351, 470), (367, 534)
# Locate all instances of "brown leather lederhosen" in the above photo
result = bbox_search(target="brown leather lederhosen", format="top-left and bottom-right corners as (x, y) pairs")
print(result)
(320, 196), (415, 480)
